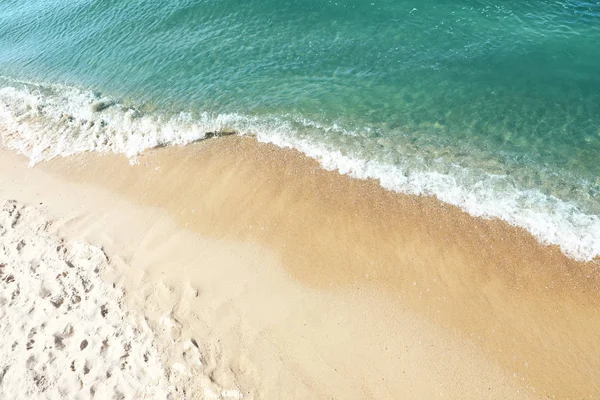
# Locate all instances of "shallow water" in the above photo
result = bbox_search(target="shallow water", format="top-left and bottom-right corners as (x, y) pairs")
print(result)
(1, 0), (599, 260)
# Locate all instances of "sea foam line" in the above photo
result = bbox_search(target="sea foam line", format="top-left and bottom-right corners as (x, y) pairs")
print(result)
(0, 81), (599, 262)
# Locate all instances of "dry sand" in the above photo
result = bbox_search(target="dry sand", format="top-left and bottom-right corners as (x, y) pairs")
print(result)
(0, 198), (246, 399)
(1, 135), (599, 399)
(0, 199), (169, 399)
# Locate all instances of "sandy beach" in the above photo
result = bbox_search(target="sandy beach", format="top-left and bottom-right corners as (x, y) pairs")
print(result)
(1, 136), (599, 399)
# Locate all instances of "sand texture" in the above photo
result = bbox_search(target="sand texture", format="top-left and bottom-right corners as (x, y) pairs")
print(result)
(0, 198), (244, 399)
(1, 135), (599, 398)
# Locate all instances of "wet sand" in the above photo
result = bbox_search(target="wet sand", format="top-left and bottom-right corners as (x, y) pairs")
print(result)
(1, 135), (599, 398)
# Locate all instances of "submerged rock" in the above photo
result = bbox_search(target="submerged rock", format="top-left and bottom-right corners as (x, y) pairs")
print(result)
(91, 100), (114, 113)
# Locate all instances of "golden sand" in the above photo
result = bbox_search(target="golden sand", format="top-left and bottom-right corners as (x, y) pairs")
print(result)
(1, 136), (599, 398)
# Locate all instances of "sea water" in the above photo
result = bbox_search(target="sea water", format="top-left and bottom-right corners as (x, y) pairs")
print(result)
(0, 0), (599, 260)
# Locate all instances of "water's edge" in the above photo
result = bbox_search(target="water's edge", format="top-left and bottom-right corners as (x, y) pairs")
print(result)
(1, 80), (598, 262)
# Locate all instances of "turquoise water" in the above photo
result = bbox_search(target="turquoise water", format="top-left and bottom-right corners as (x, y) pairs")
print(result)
(1, 0), (599, 260)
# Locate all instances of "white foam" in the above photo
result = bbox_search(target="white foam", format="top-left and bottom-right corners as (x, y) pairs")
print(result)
(257, 132), (600, 262)
(1, 80), (599, 262)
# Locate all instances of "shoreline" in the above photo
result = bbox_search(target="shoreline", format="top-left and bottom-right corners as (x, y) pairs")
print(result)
(1, 136), (599, 398)
(2, 80), (599, 263)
